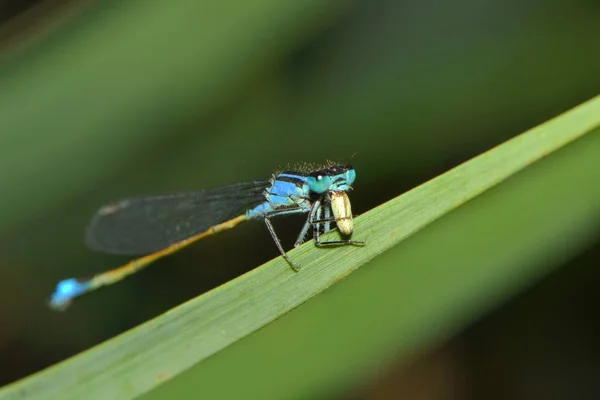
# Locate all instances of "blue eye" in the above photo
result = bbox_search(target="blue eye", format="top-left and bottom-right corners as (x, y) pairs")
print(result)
(308, 174), (333, 193)
(346, 169), (356, 186)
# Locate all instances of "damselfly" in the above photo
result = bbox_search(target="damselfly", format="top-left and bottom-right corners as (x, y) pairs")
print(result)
(49, 162), (364, 310)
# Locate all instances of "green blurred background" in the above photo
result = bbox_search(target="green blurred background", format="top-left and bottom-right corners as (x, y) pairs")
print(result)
(0, 0), (599, 398)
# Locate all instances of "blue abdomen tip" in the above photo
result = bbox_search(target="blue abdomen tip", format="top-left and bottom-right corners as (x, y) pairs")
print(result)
(49, 278), (90, 311)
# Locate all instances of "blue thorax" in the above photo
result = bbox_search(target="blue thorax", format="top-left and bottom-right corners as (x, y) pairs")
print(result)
(246, 164), (356, 219)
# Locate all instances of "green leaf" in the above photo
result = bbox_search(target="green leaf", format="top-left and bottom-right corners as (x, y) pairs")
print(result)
(1, 88), (598, 399)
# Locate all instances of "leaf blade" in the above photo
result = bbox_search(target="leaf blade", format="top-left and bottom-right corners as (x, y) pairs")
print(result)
(1, 95), (599, 400)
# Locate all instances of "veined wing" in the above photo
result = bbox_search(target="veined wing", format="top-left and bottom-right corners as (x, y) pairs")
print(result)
(84, 180), (270, 255)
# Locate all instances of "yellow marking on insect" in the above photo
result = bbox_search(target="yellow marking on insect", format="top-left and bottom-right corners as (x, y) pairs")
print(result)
(330, 191), (354, 236)
(91, 214), (249, 289)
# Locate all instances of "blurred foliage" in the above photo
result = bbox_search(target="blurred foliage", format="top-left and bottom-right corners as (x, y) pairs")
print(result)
(4, 96), (597, 400)
(0, 0), (599, 398)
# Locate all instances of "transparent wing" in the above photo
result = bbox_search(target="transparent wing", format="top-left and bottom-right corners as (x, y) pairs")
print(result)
(84, 180), (270, 255)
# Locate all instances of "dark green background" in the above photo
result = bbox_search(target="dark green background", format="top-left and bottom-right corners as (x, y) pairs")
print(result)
(0, 0), (598, 398)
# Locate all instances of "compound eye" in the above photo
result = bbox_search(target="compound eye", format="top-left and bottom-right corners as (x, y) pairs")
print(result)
(308, 174), (333, 193)
(346, 169), (356, 186)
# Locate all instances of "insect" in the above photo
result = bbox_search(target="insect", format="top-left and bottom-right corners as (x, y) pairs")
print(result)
(49, 162), (364, 310)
